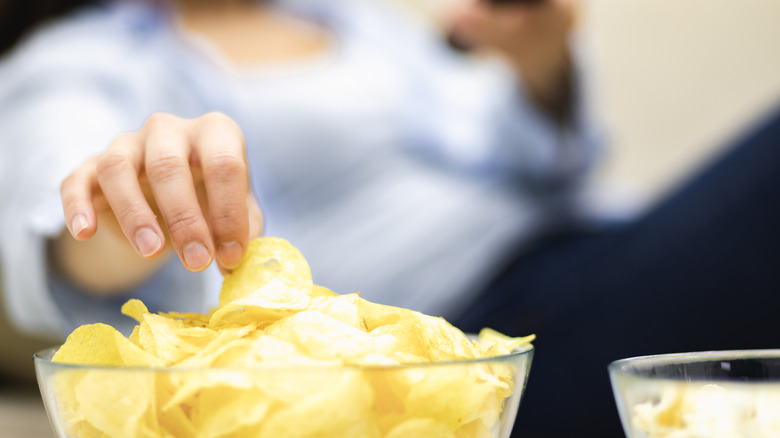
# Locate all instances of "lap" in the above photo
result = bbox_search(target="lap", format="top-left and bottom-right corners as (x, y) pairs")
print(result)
(453, 105), (780, 437)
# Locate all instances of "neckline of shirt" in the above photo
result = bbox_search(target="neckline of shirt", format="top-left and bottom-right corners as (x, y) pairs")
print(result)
(168, 3), (346, 82)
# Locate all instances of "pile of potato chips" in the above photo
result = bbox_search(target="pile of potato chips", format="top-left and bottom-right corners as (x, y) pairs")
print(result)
(632, 383), (780, 437)
(49, 237), (533, 438)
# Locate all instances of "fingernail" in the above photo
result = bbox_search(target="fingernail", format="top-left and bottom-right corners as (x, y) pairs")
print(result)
(135, 227), (162, 257)
(218, 241), (243, 268)
(183, 241), (211, 271)
(71, 215), (88, 238)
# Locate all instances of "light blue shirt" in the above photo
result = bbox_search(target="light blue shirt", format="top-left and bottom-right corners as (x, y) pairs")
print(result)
(0, 0), (600, 338)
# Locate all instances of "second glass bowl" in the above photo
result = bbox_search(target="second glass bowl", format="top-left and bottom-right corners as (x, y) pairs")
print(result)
(610, 349), (780, 438)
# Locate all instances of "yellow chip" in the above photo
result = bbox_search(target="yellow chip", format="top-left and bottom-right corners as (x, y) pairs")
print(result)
(369, 324), (428, 363)
(191, 383), (273, 438)
(357, 298), (409, 330)
(386, 363), (496, 431)
(385, 418), (454, 438)
(53, 323), (161, 367)
(310, 284), (338, 299)
(265, 310), (380, 363)
(122, 299), (219, 365)
(219, 237), (313, 307)
(121, 298), (150, 323)
(174, 324), (256, 368)
(254, 369), (375, 438)
(70, 369), (159, 437)
(308, 293), (365, 330)
(413, 312), (481, 361)
(454, 418), (496, 438)
(476, 327), (536, 356)
(164, 311), (212, 328)
(49, 237), (534, 438)
(209, 279), (311, 329)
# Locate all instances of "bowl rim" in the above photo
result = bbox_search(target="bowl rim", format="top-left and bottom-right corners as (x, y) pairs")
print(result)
(34, 343), (534, 373)
(609, 349), (780, 377)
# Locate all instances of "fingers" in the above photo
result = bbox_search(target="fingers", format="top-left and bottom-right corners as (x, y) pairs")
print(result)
(96, 133), (166, 258)
(61, 156), (100, 241)
(62, 112), (257, 274)
(143, 113), (214, 272)
(143, 112), (255, 272)
(192, 112), (251, 270)
(247, 192), (264, 241)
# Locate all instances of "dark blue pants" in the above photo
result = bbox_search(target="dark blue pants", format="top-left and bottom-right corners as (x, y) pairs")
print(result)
(453, 105), (780, 438)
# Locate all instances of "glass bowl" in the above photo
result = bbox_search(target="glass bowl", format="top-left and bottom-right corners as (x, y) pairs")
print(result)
(609, 350), (780, 438)
(35, 344), (533, 438)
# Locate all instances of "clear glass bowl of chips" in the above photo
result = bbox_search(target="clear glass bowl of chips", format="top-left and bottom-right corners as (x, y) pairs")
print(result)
(34, 237), (536, 437)
(35, 343), (533, 438)
(609, 350), (780, 438)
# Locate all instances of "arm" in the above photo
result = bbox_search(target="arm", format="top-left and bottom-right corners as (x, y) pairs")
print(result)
(0, 81), (147, 336)
(0, 71), (260, 339)
(0, 3), (261, 340)
(446, 0), (576, 122)
(1, 108), (262, 338)
(442, 0), (603, 195)
(311, 0), (596, 189)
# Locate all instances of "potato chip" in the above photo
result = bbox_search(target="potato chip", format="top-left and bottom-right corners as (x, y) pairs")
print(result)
(454, 418), (496, 438)
(53, 323), (161, 367)
(173, 324), (256, 368)
(310, 284), (339, 299)
(369, 323), (428, 363)
(122, 299), (219, 366)
(49, 237), (534, 438)
(413, 313), (482, 361)
(264, 310), (380, 363)
(308, 293), (365, 330)
(477, 328), (536, 357)
(357, 298), (409, 330)
(255, 368), (376, 438)
(209, 279), (310, 329)
(190, 380), (273, 437)
(388, 363), (497, 431)
(219, 237), (313, 307)
(72, 369), (159, 438)
(163, 311), (212, 327)
(385, 418), (454, 438)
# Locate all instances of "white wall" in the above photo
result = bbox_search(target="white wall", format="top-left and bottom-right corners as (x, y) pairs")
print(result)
(581, 0), (780, 197)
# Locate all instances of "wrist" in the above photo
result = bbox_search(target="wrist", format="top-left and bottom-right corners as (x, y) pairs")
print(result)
(48, 226), (173, 295)
(513, 46), (574, 123)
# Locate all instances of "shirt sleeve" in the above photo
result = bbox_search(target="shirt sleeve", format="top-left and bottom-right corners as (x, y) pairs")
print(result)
(0, 40), (218, 339)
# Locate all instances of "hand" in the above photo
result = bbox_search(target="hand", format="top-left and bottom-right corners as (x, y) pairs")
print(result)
(56, 112), (263, 293)
(447, 0), (576, 120)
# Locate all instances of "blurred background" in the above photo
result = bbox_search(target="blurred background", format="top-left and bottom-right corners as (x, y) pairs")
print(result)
(403, 0), (780, 205)
(582, 0), (780, 202)
(2, 0), (780, 436)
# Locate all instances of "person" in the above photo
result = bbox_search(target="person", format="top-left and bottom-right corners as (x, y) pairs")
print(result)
(0, 0), (592, 398)
(0, 0), (592, 336)
(2, 1), (779, 437)
(10, 0), (780, 437)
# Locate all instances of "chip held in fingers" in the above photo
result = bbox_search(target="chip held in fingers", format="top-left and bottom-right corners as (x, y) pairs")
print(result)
(49, 237), (534, 438)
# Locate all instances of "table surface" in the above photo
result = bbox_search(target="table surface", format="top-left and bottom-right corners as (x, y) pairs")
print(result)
(0, 385), (54, 438)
